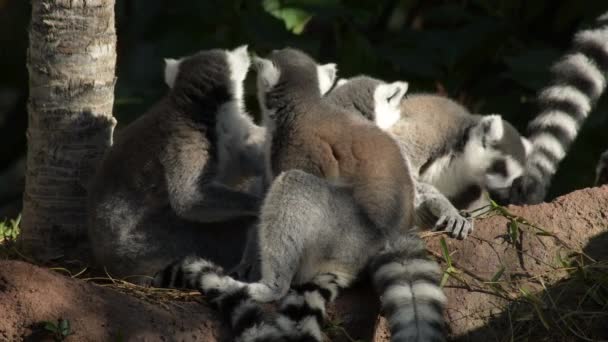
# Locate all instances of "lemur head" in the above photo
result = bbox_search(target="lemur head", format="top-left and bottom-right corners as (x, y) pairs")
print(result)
(252, 48), (337, 117)
(163, 45), (250, 109)
(329, 76), (408, 129)
(463, 115), (532, 203)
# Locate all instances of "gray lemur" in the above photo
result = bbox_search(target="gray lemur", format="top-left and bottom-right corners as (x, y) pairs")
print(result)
(154, 48), (447, 342)
(87, 46), (269, 279)
(328, 76), (531, 210)
(155, 170), (447, 342)
(509, 11), (608, 204)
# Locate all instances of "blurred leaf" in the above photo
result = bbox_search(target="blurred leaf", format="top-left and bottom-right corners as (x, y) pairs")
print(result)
(263, 0), (312, 34)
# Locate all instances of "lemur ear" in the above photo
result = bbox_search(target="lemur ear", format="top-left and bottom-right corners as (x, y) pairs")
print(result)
(478, 115), (504, 145)
(317, 63), (337, 95)
(164, 58), (182, 88)
(252, 56), (280, 90)
(521, 137), (532, 157)
(382, 81), (408, 108)
(336, 78), (349, 87)
(226, 45), (251, 79)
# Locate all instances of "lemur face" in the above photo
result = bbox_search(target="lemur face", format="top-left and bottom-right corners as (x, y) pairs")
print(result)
(464, 116), (531, 204)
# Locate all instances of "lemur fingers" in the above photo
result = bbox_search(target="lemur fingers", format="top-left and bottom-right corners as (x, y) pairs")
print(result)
(434, 214), (473, 240)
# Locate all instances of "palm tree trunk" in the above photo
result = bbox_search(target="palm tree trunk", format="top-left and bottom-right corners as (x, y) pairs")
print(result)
(21, 0), (117, 261)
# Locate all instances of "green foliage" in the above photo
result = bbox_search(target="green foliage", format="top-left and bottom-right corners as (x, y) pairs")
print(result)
(43, 318), (74, 342)
(0, 214), (20, 243)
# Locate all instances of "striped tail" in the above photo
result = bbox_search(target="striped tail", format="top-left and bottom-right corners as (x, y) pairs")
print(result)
(276, 272), (351, 342)
(369, 235), (446, 342)
(152, 256), (283, 341)
(153, 256), (336, 342)
(511, 11), (608, 204)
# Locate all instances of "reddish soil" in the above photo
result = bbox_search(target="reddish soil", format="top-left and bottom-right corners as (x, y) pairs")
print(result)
(1, 186), (607, 341)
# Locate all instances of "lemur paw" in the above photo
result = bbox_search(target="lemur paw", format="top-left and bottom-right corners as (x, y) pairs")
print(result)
(434, 213), (473, 240)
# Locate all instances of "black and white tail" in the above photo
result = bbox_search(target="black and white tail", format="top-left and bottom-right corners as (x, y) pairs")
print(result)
(153, 256), (346, 342)
(369, 235), (446, 342)
(511, 11), (608, 204)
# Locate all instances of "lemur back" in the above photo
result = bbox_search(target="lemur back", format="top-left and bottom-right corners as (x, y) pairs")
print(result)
(510, 11), (608, 203)
(327, 76), (529, 210)
(87, 46), (267, 280)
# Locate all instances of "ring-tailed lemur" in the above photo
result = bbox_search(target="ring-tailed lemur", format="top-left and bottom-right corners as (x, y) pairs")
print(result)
(596, 149), (608, 186)
(87, 46), (269, 280)
(248, 48), (470, 241)
(253, 48), (416, 237)
(509, 11), (608, 204)
(154, 169), (447, 342)
(327, 75), (531, 210)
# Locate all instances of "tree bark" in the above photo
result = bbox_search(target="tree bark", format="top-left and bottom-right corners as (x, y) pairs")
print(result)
(2, 186), (607, 341)
(21, 0), (117, 261)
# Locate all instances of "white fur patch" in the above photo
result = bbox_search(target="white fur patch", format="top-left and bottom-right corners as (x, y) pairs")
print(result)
(529, 110), (579, 139)
(316, 63), (337, 95)
(200, 273), (243, 292)
(303, 291), (326, 313)
(412, 281), (447, 304)
(226, 45), (251, 106)
(373, 262), (406, 284)
(532, 132), (566, 159)
(163, 58), (182, 88)
(383, 284), (414, 305)
(247, 283), (282, 302)
(280, 293), (305, 308)
(522, 137), (532, 157)
(374, 81), (408, 130)
(539, 85), (592, 116)
(479, 115), (504, 144)
(335, 78), (349, 88)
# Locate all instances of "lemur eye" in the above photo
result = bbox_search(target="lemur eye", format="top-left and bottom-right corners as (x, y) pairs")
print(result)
(489, 159), (507, 176)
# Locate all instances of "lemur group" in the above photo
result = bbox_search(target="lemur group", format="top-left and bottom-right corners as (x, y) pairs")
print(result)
(86, 11), (608, 342)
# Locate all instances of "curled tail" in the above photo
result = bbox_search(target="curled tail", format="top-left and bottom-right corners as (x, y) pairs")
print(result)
(153, 256), (330, 342)
(369, 235), (446, 342)
(276, 272), (351, 342)
(512, 11), (608, 203)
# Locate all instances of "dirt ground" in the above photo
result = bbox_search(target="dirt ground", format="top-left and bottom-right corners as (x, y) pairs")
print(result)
(1, 185), (607, 341)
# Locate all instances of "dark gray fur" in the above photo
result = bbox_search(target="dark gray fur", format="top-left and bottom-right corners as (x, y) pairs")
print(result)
(87, 47), (265, 280)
